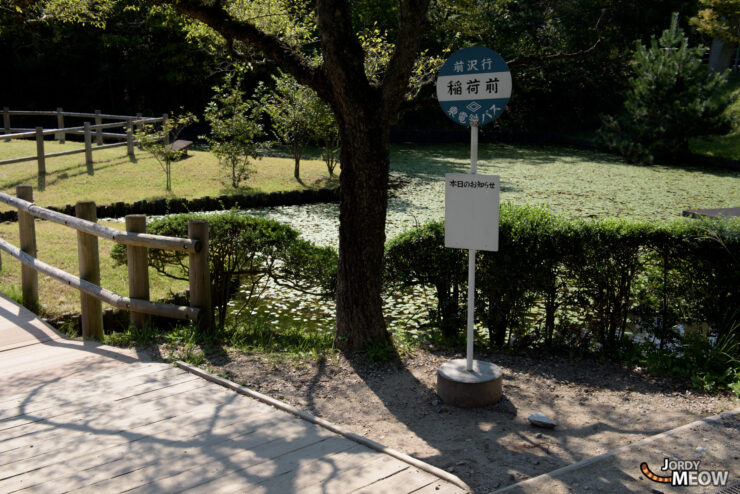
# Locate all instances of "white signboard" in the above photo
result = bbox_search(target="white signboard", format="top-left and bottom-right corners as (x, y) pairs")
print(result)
(445, 173), (499, 252)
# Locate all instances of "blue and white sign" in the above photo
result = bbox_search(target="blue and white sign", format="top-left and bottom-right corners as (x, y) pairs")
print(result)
(436, 46), (511, 127)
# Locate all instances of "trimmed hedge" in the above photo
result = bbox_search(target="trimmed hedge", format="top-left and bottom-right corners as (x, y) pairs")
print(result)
(0, 187), (339, 222)
(385, 204), (740, 355)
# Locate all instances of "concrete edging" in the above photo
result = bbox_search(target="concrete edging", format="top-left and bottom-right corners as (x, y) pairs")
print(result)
(492, 407), (740, 493)
(176, 360), (473, 493)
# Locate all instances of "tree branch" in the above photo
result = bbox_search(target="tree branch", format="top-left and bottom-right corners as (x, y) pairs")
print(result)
(148, 0), (332, 101)
(315, 0), (372, 112)
(507, 37), (603, 68)
(380, 0), (432, 123)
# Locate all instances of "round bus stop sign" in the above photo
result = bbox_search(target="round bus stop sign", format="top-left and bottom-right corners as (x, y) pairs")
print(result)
(436, 46), (511, 127)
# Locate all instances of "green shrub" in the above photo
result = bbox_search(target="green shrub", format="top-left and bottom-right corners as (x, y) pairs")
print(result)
(385, 222), (466, 340)
(384, 205), (740, 391)
(561, 219), (653, 354)
(597, 13), (730, 164)
(478, 205), (564, 348)
(112, 212), (337, 331)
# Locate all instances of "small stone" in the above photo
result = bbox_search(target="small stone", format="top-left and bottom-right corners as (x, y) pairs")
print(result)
(456, 461), (466, 465)
(432, 399), (440, 406)
(535, 432), (543, 439)
(447, 467), (455, 472)
(528, 412), (557, 429)
(695, 446), (707, 453)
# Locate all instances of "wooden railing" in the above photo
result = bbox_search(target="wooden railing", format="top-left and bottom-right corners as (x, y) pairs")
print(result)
(0, 185), (212, 338)
(0, 108), (166, 191)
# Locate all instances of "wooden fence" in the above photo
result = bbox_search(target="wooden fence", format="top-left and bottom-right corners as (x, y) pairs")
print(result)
(0, 185), (212, 338)
(0, 109), (166, 191)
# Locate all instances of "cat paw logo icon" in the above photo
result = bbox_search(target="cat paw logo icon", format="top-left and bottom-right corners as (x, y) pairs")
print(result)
(640, 459), (730, 487)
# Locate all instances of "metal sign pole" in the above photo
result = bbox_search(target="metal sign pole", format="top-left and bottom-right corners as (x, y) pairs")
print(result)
(466, 120), (478, 372)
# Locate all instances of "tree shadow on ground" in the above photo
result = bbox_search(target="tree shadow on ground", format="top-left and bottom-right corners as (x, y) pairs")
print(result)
(333, 345), (696, 493)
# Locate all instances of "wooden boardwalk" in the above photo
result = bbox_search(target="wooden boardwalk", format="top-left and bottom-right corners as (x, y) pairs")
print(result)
(0, 293), (468, 493)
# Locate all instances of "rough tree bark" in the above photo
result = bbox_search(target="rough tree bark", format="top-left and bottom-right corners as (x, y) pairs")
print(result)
(156, 0), (431, 351)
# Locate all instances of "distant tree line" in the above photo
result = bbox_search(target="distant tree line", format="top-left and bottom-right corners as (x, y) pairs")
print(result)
(0, 0), (711, 134)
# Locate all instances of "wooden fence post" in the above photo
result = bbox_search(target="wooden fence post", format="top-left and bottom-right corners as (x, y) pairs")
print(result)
(16, 185), (38, 311)
(84, 122), (94, 174)
(56, 108), (65, 143)
(126, 119), (135, 158)
(135, 113), (144, 149)
(126, 215), (150, 329)
(188, 220), (212, 333)
(76, 201), (103, 340)
(3, 107), (10, 142)
(35, 127), (46, 192)
(94, 109), (103, 146)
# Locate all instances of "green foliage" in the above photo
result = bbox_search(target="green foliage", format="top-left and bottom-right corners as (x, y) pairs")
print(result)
(226, 313), (334, 356)
(361, 336), (398, 364)
(104, 322), (159, 347)
(598, 13), (730, 164)
(690, 0), (740, 44)
(135, 111), (198, 191)
(384, 205), (740, 391)
(314, 98), (340, 176)
(644, 329), (740, 395)
(203, 71), (266, 188)
(563, 219), (653, 353)
(385, 222), (466, 340)
(479, 205), (566, 349)
(258, 72), (326, 181)
(111, 212), (337, 332)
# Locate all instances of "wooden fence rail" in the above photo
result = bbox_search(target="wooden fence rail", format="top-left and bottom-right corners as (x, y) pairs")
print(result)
(0, 108), (165, 191)
(0, 186), (212, 338)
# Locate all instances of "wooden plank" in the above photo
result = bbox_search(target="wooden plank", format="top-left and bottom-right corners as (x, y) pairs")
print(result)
(179, 440), (366, 494)
(76, 424), (339, 493)
(352, 467), (439, 494)
(0, 373), (206, 444)
(410, 481), (469, 493)
(0, 192), (197, 252)
(0, 359), (167, 405)
(0, 390), (277, 486)
(0, 380), (238, 476)
(0, 365), (187, 422)
(3, 400), (281, 492)
(293, 454), (410, 494)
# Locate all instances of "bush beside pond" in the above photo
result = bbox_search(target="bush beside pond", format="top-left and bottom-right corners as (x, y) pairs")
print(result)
(385, 205), (740, 392)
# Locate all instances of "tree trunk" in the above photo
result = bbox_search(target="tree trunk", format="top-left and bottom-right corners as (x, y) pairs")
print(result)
(333, 115), (391, 351)
(294, 156), (300, 180)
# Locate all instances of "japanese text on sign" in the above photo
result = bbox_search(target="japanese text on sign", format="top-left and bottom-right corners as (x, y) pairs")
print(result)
(449, 179), (497, 189)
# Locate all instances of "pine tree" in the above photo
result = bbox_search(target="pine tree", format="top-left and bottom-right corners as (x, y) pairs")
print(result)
(598, 13), (730, 164)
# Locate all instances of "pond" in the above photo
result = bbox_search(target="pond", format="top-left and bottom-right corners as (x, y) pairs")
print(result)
(245, 143), (740, 248)
(231, 143), (740, 346)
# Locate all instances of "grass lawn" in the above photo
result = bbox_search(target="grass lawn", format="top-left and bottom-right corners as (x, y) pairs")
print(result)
(0, 139), (338, 213)
(0, 219), (188, 317)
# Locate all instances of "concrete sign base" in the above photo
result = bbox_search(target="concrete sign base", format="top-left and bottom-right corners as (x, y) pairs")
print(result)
(437, 358), (503, 408)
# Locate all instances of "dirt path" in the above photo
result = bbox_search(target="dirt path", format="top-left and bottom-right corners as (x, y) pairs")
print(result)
(167, 347), (738, 493)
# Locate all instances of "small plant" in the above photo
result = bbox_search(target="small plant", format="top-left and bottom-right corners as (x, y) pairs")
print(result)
(135, 110), (198, 191)
(203, 71), (266, 188)
(258, 72), (324, 181)
(362, 337), (398, 363)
